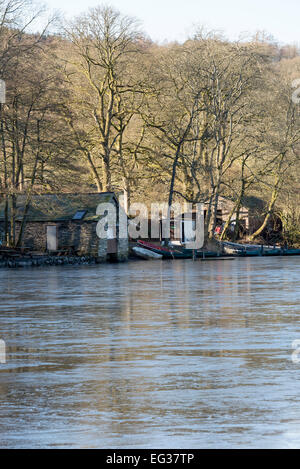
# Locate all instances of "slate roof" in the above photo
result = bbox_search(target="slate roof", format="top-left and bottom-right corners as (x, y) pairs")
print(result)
(0, 193), (117, 222)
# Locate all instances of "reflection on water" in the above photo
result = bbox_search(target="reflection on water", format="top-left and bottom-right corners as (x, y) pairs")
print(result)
(0, 257), (300, 448)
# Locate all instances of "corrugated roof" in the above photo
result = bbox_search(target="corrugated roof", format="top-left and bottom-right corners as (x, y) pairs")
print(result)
(0, 193), (117, 222)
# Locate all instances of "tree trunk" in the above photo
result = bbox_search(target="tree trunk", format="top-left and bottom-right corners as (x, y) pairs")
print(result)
(16, 196), (31, 248)
(4, 196), (9, 245)
(249, 185), (279, 241)
(123, 177), (130, 215)
(233, 204), (241, 241)
(9, 194), (16, 247)
(16, 120), (41, 247)
(220, 198), (241, 241)
(102, 157), (112, 192)
(86, 151), (102, 192)
(208, 191), (219, 239)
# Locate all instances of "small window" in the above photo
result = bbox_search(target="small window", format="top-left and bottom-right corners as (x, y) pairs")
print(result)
(72, 210), (87, 220)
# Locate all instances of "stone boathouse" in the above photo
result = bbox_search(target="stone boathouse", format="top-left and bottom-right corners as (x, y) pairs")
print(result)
(0, 192), (128, 262)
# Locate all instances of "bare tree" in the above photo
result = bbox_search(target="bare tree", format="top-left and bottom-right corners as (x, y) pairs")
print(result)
(64, 5), (146, 192)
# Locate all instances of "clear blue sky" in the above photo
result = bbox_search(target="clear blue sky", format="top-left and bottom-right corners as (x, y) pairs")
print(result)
(45, 0), (300, 45)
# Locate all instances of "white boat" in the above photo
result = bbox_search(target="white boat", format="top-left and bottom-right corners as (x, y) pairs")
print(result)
(132, 246), (163, 260)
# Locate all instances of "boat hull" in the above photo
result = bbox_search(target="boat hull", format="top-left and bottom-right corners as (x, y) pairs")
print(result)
(222, 241), (300, 257)
(132, 246), (163, 260)
(137, 241), (220, 259)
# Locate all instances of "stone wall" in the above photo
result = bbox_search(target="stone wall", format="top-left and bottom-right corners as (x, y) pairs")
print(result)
(57, 221), (99, 256)
(0, 220), (129, 261)
(98, 237), (108, 262)
(118, 237), (129, 261)
(7, 222), (46, 251)
(0, 254), (98, 269)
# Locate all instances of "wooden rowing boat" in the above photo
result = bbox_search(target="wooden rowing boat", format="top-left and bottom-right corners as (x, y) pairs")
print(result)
(137, 241), (221, 260)
(222, 241), (300, 257)
(132, 246), (163, 260)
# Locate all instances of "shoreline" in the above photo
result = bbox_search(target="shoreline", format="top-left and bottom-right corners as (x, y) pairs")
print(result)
(0, 252), (299, 269)
(0, 254), (101, 269)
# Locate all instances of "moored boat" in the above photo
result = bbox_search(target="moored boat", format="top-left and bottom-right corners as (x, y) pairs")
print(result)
(136, 240), (300, 259)
(132, 246), (163, 260)
(137, 241), (193, 259)
(137, 241), (220, 259)
(280, 248), (300, 256)
(221, 241), (300, 257)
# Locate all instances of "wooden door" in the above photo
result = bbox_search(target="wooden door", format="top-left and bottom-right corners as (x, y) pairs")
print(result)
(47, 225), (57, 251)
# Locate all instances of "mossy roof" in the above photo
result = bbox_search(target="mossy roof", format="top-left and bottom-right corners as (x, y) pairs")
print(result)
(0, 193), (117, 222)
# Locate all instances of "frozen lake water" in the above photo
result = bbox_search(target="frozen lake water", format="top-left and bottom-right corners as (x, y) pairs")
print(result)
(0, 257), (300, 448)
